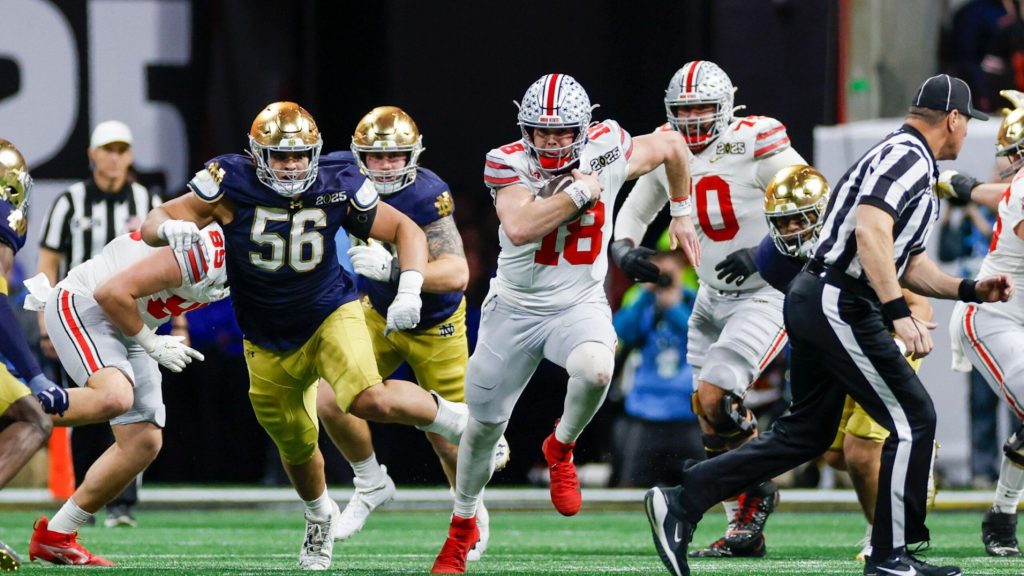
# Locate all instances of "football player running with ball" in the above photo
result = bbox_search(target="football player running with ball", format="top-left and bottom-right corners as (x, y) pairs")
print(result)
(142, 102), (472, 571)
(613, 61), (807, 558)
(315, 107), (507, 559)
(430, 73), (696, 574)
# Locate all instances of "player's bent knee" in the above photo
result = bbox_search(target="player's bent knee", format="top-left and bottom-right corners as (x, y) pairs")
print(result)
(693, 390), (756, 447)
(9, 397), (52, 440)
(348, 383), (397, 422)
(822, 449), (846, 471)
(566, 342), (614, 390)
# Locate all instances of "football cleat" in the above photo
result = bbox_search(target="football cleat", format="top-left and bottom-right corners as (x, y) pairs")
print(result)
(298, 500), (338, 570)
(104, 504), (138, 528)
(431, 515), (479, 574)
(467, 501), (490, 562)
(855, 530), (873, 562)
(981, 508), (1020, 557)
(542, 429), (581, 516)
(28, 516), (114, 566)
(645, 486), (694, 576)
(0, 540), (21, 572)
(863, 549), (961, 576)
(724, 480), (779, 551)
(333, 466), (396, 541)
(689, 535), (765, 558)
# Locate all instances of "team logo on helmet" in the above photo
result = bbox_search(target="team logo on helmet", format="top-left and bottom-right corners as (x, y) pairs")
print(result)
(664, 61), (739, 152)
(249, 102), (323, 198)
(515, 74), (596, 176)
(351, 106), (424, 196)
(764, 165), (829, 258)
(0, 139), (32, 236)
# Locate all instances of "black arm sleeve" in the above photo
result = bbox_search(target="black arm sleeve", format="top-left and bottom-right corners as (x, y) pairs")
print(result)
(344, 204), (378, 241)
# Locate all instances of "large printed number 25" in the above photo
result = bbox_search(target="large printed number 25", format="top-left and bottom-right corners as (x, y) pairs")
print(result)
(534, 201), (606, 266)
(250, 207), (327, 272)
(695, 175), (739, 241)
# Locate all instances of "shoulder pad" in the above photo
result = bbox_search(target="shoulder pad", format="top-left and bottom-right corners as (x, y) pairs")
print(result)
(484, 147), (525, 189)
(351, 179), (379, 211)
(586, 120), (621, 143)
(656, 122), (673, 133)
(731, 116), (790, 159)
(188, 160), (227, 203)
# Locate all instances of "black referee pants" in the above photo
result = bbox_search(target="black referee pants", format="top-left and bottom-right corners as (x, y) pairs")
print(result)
(680, 271), (935, 556)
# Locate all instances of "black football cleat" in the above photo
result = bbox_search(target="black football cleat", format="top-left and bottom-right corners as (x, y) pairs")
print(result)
(689, 534), (766, 558)
(864, 549), (961, 576)
(645, 486), (695, 576)
(725, 480), (779, 552)
(981, 508), (1020, 557)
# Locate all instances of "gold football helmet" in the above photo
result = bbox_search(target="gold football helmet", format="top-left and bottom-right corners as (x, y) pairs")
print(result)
(249, 102), (322, 198)
(764, 164), (829, 258)
(0, 138), (32, 216)
(351, 106), (423, 195)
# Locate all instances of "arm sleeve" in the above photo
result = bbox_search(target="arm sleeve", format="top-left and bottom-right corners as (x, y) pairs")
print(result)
(614, 166), (669, 244)
(0, 290), (42, 380)
(39, 192), (72, 252)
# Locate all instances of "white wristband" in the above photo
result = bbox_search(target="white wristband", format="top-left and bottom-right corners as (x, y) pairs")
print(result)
(563, 181), (592, 209)
(131, 325), (158, 352)
(669, 197), (693, 217)
(397, 270), (424, 295)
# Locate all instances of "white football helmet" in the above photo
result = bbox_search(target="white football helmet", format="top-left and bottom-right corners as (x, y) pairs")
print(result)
(516, 74), (595, 176)
(664, 61), (738, 152)
(248, 102), (323, 198)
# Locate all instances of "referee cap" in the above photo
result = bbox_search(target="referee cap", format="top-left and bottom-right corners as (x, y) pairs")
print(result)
(911, 74), (988, 121)
(90, 120), (134, 148)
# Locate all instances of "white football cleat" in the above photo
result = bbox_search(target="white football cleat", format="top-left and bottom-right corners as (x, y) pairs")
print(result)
(299, 499), (338, 570)
(855, 525), (872, 562)
(493, 435), (511, 472)
(467, 501), (490, 562)
(333, 466), (397, 541)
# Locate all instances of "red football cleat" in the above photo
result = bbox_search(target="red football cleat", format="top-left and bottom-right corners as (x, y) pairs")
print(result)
(29, 516), (114, 567)
(542, 429), (581, 516)
(431, 515), (479, 574)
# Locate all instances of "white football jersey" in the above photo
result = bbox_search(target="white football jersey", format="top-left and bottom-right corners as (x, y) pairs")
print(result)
(59, 224), (228, 328)
(976, 173), (1024, 323)
(483, 120), (633, 312)
(618, 117), (806, 292)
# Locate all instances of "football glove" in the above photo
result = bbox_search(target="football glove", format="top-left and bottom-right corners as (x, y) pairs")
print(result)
(348, 242), (400, 283)
(609, 239), (660, 283)
(157, 219), (202, 252)
(28, 374), (68, 416)
(936, 170), (979, 202)
(715, 247), (757, 285)
(385, 270), (423, 335)
(132, 325), (205, 372)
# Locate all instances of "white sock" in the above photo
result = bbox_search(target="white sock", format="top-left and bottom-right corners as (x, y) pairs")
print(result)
(453, 418), (507, 519)
(350, 453), (385, 490)
(555, 343), (614, 444)
(723, 500), (740, 525)
(417, 392), (468, 446)
(993, 456), (1024, 514)
(304, 489), (334, 521)
(49, 498), (94, 534)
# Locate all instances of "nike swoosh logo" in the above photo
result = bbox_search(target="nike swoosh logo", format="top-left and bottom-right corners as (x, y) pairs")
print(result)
(877, 566), (916, 576)
(673, 523), (683, 544)
(39, 544), (88, 564)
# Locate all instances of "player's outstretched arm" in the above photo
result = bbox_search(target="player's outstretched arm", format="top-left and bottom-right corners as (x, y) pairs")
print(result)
(94, 249), (204, 372)
(141, 193), (220, 249)
(370, 202), (427, 275)
(496, 170), (601, 246)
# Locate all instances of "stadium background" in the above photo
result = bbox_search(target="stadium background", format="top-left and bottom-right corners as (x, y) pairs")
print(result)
(0, 0), (991, 488)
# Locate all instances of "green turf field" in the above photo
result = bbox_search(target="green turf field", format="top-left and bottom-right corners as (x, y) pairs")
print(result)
(0, 507), (1018, 575)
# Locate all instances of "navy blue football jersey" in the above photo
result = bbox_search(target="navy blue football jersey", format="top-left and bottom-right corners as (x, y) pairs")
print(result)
(0, 200), (26, 254)
(753, 235), (804, 293)
(324, 151), (462, 330)
(188, 153), (376, 351)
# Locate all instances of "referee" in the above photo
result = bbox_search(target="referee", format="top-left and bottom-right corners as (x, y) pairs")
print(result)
(645, 74), (1014, 576)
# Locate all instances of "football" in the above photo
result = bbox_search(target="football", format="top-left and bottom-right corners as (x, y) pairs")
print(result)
(536, 173), (595, 222)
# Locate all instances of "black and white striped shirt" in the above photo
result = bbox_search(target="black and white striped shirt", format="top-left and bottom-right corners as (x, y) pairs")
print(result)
(39, 179), (161, 270)
(812, 125), (939, 281)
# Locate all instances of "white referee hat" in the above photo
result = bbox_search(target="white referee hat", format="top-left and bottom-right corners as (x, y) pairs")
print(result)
(90, 120), (134, 148)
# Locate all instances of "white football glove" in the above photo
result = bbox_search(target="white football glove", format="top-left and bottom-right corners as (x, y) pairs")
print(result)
(348, 242), (397, 283)
(385, 270), (424, 335)
(132, 325), (205, 372)
(157, 219), (202, 252)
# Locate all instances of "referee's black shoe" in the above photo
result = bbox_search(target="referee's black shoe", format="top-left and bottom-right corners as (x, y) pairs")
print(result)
(645, 486), (697, 576)
(864, 547), (961, 576)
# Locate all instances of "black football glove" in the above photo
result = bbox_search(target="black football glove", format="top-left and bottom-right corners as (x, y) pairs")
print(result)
(715, 247), (757, 286)
(936, 170), (980, 202)
(610, 239), (660, 283)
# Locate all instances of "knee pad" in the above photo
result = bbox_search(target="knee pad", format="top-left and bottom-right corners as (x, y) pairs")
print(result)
(1004, 424), (1024, 468)
(566, 342), (614, 389)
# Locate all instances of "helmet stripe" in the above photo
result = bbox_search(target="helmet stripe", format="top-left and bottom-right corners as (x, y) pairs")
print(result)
(546, 73), (561, 116)
(685, 61), (701, 93)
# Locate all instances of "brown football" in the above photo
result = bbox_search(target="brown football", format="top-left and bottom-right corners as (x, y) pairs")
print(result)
(536, 173), (595, 222)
